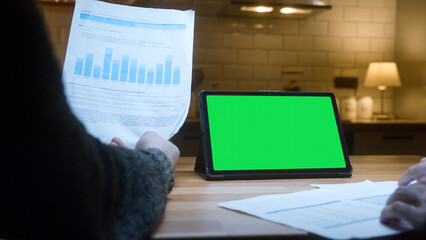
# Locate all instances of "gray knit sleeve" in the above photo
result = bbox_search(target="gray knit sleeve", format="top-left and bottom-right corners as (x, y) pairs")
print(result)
(108, 146), (175, 240)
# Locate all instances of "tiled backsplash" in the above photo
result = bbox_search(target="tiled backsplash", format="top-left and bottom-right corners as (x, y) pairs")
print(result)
(42, 0), (398, 114)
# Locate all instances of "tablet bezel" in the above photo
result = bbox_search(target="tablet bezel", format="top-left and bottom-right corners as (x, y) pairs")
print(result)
(197, 90), (352, 180)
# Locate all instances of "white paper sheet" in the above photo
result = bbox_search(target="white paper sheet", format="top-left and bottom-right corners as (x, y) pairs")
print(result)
(310, 180), (373, 189)
(62, 0), (194, 148)
(219, 181), (410, 239)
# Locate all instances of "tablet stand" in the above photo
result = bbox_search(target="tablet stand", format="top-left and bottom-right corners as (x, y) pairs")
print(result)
(194, 141), (207, 179)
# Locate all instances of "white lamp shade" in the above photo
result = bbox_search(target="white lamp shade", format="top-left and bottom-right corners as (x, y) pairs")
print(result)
(364, 62), (401, 87)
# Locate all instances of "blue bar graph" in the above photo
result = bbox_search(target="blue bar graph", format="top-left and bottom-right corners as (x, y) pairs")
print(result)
(93, 65), (101, 78)
(83, 53), (94, 77)
(138, 65), (146, 83)
(155, 64), (164, 84)
(173, 67), (180, 84)
(111, 60), (120, 81)
(73, 48), (181, 85)
(147, 69), (154, 84)
(164, 55), (172, 84)
(102, 48), (112, 80)
(74, 58), (84, 75)
(120, 55), (130, 82)
(129, 58), (138, 83)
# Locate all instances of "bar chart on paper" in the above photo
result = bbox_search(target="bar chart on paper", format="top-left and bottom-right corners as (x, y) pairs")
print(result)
(74, 48), (181, 85)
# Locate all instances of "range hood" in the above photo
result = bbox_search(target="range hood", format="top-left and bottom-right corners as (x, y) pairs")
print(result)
(219, 0), (332, 19)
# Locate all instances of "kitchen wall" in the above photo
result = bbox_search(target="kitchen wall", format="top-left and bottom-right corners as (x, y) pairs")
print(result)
(42, 0), (399, 114)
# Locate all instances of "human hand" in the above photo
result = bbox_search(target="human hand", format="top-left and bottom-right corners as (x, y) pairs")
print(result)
(135, 131), (180, 167)
(135, 131), (179, 169)
(109, 137), (128, 148)
(399, 157), (426, 186)
(109, 132), (180, 169)
(380, 182), (426, 231)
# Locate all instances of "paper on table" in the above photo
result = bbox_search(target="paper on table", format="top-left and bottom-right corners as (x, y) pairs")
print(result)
(62, 0), (194, 148)
(219, 181), (409, 239)
(310, 180), (373, 189)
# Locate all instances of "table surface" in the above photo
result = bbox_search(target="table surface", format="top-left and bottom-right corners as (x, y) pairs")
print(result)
(152, 155), (424, 239)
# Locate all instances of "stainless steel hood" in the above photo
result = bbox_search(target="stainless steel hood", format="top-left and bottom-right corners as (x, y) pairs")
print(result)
(219, 0), (332, 19)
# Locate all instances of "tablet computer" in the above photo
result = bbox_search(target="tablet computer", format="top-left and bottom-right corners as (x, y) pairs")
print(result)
(195, 90), (352, 180)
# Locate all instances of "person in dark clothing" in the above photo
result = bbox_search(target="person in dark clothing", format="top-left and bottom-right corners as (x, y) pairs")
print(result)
(0, 1), (179, 239)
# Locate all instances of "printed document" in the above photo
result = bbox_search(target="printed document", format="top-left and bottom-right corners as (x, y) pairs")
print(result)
(219, 181), (411, 239)
(63, 0), (194, 148)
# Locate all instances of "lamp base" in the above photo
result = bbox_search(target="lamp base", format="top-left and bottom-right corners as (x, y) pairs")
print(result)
(372, 113), (394, 120)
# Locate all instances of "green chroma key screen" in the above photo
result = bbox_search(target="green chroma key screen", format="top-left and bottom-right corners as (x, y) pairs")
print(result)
(206, 95), (346, 171)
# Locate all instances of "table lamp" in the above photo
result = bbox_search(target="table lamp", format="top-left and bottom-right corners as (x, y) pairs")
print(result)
(364, 62), (401, 120)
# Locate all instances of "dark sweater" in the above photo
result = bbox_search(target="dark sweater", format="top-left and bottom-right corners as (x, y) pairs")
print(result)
(0, 1), (174, 239)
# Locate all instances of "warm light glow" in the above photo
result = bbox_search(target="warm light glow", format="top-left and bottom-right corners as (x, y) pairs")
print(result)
(280, 7), (295, 14)
(240, 6), (274, 13)
(364, 62), (401, 89)
(280, 7), (312, 14)
(364, 62), (401, 117)
(253, 24), (265, 29)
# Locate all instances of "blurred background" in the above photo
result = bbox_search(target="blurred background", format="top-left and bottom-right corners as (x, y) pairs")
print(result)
(39, 0), (426, 156)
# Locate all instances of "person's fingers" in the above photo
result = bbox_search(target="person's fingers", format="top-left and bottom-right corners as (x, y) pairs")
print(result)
(136, 131), (162, 150)
(381, 201), (424, 231)
(398, 163), (426, 186)
(110, 137), (129, 148)
(135, 131), (180, 169)
(418, 176), (426, 184)
(386, 187), (421, 206)
(382, 185), (426, 231)
(398, 157), (426, 186)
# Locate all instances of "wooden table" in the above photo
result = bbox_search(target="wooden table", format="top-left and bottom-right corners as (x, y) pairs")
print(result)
(152, 155), (424, 239)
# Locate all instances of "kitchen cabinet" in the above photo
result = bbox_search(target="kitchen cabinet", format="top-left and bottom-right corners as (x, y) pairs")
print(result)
(342, 119), (426, 156)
